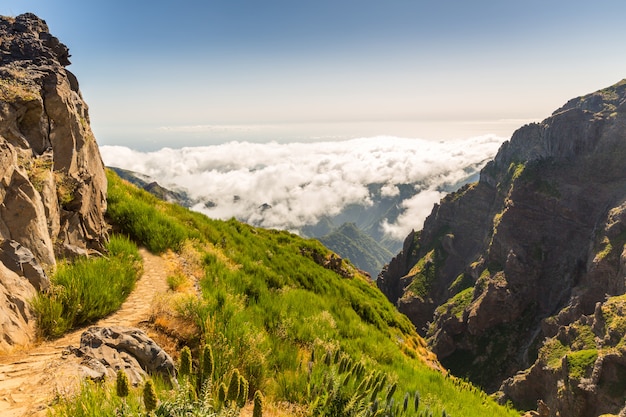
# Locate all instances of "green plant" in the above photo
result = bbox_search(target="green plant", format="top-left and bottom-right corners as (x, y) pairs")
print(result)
(567, 349), (598, 380)
(31, 234), (142, 338)
(226, 369), (241, 403)
(116, 369), (130, 398)
(143, 380), (158, 413)
(51, 171), (522, 417)
(200, 344), (214, 388)
(55, 171), (77, 208)
(179, 346), (192, 378)
(50, 380), (144, 417)
(237, 374), (248, 407)
(253, 390), (263, 417)
(0, 77), (39, 102)
(167, 273), (188, 291)
(106, 170), (188, 253)
(217, 382), (227, 405)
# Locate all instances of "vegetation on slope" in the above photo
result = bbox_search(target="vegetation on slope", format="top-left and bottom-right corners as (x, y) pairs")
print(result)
(49, 170), (520, 417)
(318, 222), (393, 278)
(31, 234), (142, 338)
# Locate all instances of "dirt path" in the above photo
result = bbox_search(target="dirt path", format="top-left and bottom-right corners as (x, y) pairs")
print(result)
(0, 248), (169, 417)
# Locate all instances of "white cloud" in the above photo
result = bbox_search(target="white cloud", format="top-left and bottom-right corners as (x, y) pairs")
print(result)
(100, 135), (506, 241)
(381, 189), (446, 240)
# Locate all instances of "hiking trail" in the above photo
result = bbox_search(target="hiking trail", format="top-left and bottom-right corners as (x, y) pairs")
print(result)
(0, 248), (169, 417)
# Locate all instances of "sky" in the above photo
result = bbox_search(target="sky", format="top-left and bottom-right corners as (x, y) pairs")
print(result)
(2, 1), (626, 149)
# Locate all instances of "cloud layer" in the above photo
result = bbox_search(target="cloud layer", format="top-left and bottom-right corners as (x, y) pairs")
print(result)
(101, 135), (506, 240)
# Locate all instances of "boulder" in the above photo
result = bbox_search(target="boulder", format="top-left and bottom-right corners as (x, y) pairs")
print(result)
(70, 326), (177, 386)
(0, 239), (49, 291)
(0, 261), (36, 352)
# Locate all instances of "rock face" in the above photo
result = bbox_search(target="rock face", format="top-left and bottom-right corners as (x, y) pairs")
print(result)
(0, 13), (108, 349)
(378, 79), (626, 416)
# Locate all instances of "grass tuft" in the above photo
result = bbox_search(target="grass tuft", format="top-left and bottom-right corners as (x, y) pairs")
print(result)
(31, 234), (142, 338)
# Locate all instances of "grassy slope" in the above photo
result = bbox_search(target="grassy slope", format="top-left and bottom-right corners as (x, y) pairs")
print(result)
(318, 222), (394, 278)
(57, 170), (519, 416)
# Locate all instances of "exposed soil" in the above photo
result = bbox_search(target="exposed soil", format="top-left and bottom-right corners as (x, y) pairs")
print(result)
(0, 248), (169, 417)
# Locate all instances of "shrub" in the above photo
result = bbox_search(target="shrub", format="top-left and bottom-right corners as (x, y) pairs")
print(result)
(567, 349), (598, 380)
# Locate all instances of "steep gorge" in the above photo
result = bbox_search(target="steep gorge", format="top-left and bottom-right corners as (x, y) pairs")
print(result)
(0, 13), (108, 350)
(378, 79), (626, 416)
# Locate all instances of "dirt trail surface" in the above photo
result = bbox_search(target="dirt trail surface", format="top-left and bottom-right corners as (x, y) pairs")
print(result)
(0, 248), (169, 417)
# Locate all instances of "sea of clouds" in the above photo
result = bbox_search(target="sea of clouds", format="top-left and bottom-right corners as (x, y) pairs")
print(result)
(101, 135), (507, 241)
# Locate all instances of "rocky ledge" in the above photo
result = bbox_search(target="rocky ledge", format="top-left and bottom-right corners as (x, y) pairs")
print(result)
(0, 13), (108, 350)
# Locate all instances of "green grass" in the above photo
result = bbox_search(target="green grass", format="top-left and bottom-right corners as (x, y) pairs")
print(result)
(49, 170), (521, 417)
(540, 338), (569, 369)
(567, 349), (598, 380)
(31, 234), (142, 338)
(437, 287), (474, 319)
(106, 170), (189, 252)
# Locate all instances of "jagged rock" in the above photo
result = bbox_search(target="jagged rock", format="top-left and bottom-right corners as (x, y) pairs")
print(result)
(0, 261), (36, 352)
(0, 13), (109, 349)
(378, 79), (626, 414)
(69, 326), (177, 386)
(0, 12), (108, 261)
(0, 239), (48, 291)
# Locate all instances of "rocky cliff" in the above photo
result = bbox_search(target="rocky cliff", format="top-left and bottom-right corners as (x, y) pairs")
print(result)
(0, 13), (108, 350)
(378, 79), (626, 416)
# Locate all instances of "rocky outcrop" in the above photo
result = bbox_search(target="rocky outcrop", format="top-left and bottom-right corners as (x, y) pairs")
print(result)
(378, 79), (626, 415)
(68, 326), (177, 385)
(0, 260), (36, 351)
(0, 13), (108, 349)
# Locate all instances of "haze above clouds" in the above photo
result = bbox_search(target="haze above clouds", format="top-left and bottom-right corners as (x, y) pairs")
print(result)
(101, 135), (505, 240)
(2, 1), (626, 148)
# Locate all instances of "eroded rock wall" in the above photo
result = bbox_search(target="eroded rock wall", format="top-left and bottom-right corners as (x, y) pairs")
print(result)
(0, 13), (108, 350)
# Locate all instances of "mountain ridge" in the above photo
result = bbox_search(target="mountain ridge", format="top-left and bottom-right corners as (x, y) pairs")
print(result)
(378, 78), (626, 416)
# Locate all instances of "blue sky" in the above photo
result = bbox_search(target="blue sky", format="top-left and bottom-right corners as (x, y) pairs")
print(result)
(2, 1), (626, 149)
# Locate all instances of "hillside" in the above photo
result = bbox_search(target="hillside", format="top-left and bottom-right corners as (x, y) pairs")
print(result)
(103, 169), (395, 277)
(108, 166), (194, 207)
(378, 79), (626, 417)
(102, 170), (521, 417)
(318, 222), (393, 278)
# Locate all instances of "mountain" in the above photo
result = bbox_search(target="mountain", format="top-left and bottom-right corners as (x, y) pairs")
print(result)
(302, 180), (485, 256)
(108, 166), (194, 207)
(302, 181), (481, 277)
(318, 222), (393, 278)
(0, 13), (108, 350)
(378, 79), (626, 416)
